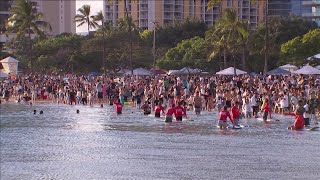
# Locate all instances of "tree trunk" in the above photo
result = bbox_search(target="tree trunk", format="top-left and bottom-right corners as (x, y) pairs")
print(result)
(264, 0), (268, 75)
(102, 20), (106, 74)
(223, 48), (227, 68)
(28, 26), (33, 72)
(124, 0), (133, 75)
(219, 47), (222, 70)
(242, 46), (246, 71)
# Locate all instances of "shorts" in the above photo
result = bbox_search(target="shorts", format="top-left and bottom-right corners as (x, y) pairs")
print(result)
(263, 112), (268, 121)
(304, 118), (310, 126)
(144, 111), (151, 115)
(195, 106), (201, 114)
(165, 115), (173, 123)
(176, 116), (182, 121)
(155, 112), (161, 118)
(117, 111), (122, 115)
(252, 106), (258, 114)
(218, 120), (227, 127)
(98, 92), (103, 99)
(233, 119), (239, 126)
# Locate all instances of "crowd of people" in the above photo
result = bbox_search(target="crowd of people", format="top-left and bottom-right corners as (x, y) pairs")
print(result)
(1, 73), (319, 129)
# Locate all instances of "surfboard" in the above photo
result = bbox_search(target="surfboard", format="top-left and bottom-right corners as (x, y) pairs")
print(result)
(306, 126), (319, 131)
(257, 118), (276, 122)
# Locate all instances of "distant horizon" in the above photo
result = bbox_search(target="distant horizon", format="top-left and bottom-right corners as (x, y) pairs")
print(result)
(76, 0), (103, 33)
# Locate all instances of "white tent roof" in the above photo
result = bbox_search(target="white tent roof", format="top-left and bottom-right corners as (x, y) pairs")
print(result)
(124, 68), (152, 76)
(279, 64), (298, 70)
(168, 68), (201, 75)
(216, 67), (247, 75)
(292, 65), (320, 75)
(0, 56), (19, 63)
(307, 53), (320, 60)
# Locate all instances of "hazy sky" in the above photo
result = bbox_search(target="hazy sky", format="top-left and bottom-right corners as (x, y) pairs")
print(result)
(76, 0), (104, 33)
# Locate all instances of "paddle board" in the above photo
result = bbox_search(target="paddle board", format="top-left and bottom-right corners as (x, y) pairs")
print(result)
(306, 126), (319, 131)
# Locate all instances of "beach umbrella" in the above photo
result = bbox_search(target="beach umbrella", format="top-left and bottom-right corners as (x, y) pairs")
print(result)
(279, 64), (298, 72)
(216, 67), (247, 75)
(267, 68), (291, 75)
(307, 53), (320, 60)
(292, 65), (320, 75)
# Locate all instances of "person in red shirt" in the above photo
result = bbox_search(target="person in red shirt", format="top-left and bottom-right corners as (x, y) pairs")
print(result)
(174, 101), (185, 121)
(218, 106), (233, 129)
(113, 99), (123, 114)
(260, 98), (271, 121)
(165, 104), (175, 123)
(287, 111), (305, 130)
(154, 102), (165, 118)
(231, 102), (241, 126)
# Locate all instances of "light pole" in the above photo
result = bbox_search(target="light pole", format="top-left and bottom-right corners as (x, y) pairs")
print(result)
(151, 21), (158, 74)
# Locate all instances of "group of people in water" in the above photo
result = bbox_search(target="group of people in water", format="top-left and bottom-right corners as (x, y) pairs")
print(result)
(1, 73), (319, 130)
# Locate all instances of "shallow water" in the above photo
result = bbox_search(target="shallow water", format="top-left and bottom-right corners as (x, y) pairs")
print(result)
(1, 102), (320, 180)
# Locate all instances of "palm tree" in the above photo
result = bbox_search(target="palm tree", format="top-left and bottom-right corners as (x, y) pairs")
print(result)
(209, 9), (248, 71)
(7, 0), (51, 71)
(74, 5), (96, 34)
(208, 0), (270, 73)
(92, 11), (106, 73)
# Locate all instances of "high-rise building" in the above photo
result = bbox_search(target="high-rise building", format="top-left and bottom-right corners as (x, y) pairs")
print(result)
(301, 0), (320, 26)
(33, 0), (76, 35)
(0, 0), (77, 53)
(104, 0), (266, 30)
(0, 0), (12, 52)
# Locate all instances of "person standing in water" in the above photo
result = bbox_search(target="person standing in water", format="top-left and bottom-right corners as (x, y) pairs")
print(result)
(260, 98), (271, 121)
(231, 102), (241, 126)
(154, 102), (165, 118)
(113, 99), (123, 114)
(218, 106), (233, 129)
(165, 104), (175, 123)
(174, 101), (185, 121)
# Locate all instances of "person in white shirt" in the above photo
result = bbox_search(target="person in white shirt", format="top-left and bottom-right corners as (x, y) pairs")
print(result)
(250, 93), (258, 117)
(303, 103), (310, 126)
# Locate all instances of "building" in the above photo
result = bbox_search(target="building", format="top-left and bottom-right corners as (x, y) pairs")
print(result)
(301, 0), (320, 26)
(268, 0), (301, 17)
(0, 0), (11, 52)
(33, 0), (76, 36)
(103, 0), (268, 30)
(0, 0), (76, 53)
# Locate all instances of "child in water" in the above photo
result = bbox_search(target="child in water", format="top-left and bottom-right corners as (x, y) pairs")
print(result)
(218, 106), (233, 129)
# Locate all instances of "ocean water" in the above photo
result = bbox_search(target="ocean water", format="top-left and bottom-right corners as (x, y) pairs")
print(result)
(1, 102), (319, 180)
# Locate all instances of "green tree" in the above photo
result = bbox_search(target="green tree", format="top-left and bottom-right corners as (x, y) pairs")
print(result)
(209, 9), (249, 71)
(281, 29), (320, 65)
(157, 37), (211, 71)
(92, 10), (106, 73)
(74, 5), (96, 34)
(7, 0), (51, 71)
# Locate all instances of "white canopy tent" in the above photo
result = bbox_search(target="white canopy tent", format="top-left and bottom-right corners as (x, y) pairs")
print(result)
(124, 68), (152, 76)
(292, 65), (320, 75)
(279, 64), (298, 72)
(307, 53), (320, 60)
(0, 56), (19, 75)
(168, 67), (201, 75)
(216, 67), (247, 75)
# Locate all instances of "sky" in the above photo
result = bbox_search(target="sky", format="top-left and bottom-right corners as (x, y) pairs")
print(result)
(76, 0), (104, 34)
